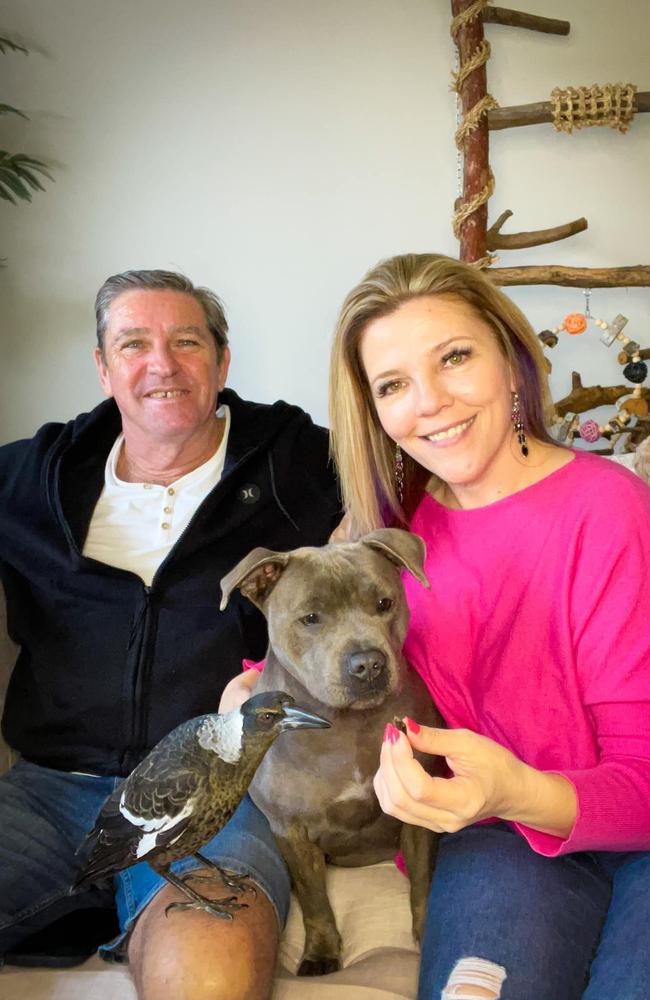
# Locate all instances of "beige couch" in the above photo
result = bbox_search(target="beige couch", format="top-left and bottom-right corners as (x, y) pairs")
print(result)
(0, 587), (420, 999)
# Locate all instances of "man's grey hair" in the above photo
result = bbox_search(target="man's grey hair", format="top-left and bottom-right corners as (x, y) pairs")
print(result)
(95, 269), (229, 360)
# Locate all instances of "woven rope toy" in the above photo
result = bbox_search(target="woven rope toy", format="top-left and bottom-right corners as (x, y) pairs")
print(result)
(551, 83), (637, 134)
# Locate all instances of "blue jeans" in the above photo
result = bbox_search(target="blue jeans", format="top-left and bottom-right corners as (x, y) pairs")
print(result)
(0, 760), (290, 962)
(419, 822), (650, 1000)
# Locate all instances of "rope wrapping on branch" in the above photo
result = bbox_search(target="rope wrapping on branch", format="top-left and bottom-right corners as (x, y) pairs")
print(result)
(551, 83), (637, 133)
(450, 0), (490, 39)
(450, 0), (498, 261)
(453, 169), (495, 239)
(450, 39), (491, 93)
(454, 92), (500, 148)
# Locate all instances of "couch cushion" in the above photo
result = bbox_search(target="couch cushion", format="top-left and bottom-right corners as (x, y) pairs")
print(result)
(0, 863), (420, 999)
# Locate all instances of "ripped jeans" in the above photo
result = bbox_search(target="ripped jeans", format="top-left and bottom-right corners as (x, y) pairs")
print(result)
(419, 822), (650, 1000)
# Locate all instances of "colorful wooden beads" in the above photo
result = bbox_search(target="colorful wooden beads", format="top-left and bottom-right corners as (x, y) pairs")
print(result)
(550, 313), (588, 335)
(600, 412), (632, 439)
(617, 340), (641, 361)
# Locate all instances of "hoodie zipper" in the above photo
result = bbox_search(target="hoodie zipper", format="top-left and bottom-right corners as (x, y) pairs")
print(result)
(124, 442), (270, 767)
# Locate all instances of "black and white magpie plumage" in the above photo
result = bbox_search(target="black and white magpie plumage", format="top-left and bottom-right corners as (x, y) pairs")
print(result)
(72, 691), (330, 918)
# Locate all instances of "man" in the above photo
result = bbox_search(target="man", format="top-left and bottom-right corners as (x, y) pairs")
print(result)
(0, 270), (341, 999)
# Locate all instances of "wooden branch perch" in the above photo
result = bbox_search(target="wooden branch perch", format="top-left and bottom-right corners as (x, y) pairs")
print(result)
(554, 372), (650, 417)
(489, 92), (650, 130)
(482, 7), (570, 35)
(489, 265), (650, 288)
(487, 209), (588, 250)
(452, 0), (490, 262)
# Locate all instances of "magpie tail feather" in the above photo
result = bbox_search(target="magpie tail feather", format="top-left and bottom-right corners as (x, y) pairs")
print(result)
(71, 841), (137, 892)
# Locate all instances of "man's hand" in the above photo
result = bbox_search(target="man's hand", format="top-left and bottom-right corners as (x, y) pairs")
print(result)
(374, 721), (577, 839)
(218, 669), (260, 713)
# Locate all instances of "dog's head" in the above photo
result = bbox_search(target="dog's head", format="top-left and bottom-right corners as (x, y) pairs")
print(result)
(220, 529), (429, 710)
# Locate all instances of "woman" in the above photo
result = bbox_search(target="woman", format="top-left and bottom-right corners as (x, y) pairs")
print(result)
(328, 253), (650, 1000)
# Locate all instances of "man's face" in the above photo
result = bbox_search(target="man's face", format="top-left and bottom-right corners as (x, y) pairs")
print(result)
(95, 289), (230, 446)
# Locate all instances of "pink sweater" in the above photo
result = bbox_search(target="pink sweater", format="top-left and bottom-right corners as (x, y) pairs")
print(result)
(403, 451), (650, 857)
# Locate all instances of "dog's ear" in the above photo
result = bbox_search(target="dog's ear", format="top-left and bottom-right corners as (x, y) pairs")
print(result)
(220, 548), (292, 611)
(360, 528), (429, 588)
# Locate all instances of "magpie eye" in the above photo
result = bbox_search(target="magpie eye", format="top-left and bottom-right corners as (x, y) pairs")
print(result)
(258, 711), (275, 725)
(299, 612), (321, 626)
(377, 597), (393, 613)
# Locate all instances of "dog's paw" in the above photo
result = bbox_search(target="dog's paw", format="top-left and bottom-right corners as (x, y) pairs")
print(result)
(298, 955), (341, 977)
(412, 914), (425, 946)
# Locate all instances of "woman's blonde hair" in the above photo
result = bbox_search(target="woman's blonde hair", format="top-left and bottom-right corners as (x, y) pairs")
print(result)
(329, 253), (554, 537)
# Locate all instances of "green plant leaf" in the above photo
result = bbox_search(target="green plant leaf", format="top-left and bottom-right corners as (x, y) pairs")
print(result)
(0, 151), (53, 203)
(1, 36), (47, 264)
(11, 165), (46, 191)
(0, 37), (28, 55)
(0, 168), (34, 201)
(0, 103), (29, 119)
(9, 153), (53, 181)
(0, 185), (18, 204)
(0, 177), (30, 203)
(0, 151), (53, 189)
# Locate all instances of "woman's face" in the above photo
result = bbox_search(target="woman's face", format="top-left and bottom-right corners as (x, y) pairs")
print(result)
(360, 295), (517, 503)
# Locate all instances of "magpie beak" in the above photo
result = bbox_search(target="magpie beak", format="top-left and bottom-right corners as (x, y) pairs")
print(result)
(279, 705), (331, 731)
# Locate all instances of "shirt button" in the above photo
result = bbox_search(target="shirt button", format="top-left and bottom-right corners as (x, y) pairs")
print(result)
(161, 522), (170, 530)
(167, 488), (175, 496)
(164, 506), (172, 514)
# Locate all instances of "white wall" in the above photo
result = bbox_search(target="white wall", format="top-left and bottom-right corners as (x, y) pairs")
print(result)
(1, 0), (648, 443)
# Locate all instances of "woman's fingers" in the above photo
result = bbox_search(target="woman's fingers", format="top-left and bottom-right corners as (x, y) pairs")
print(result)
(377, 727), (467, 830)
(403, 720), (476, 759)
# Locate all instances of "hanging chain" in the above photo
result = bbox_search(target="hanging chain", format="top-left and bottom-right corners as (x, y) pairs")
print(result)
(454, 48), (464, 200)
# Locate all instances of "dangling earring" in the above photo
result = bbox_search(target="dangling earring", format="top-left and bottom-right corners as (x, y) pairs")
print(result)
(511, 392), (529, 458)
(394, 444), (404, 503)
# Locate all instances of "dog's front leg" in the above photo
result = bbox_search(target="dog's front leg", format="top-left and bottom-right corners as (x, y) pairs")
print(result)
(399, 822), (439, 943)
(276, 833), (342, 976)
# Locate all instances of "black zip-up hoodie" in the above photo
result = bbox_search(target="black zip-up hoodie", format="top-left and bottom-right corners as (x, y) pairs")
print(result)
(0, 389), (340, 777)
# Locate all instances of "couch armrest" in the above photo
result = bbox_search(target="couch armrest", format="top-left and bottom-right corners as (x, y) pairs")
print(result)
(0, 581), (19, 775)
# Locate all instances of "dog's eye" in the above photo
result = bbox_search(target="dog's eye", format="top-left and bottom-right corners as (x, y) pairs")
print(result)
(299, 612), (321, 626)
(377, 597), (393, 613)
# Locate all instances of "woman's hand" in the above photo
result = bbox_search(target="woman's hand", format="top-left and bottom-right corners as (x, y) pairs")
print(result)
(329, 513), (352, 542)
(374, 721), (577, 839)
(218, 669), (260, 713)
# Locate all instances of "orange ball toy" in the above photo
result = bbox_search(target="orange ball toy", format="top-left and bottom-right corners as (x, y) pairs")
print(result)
(563, 313), (588, 335)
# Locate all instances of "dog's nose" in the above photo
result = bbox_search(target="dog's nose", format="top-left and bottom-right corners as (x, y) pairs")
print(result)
(346, 649), (386, 682)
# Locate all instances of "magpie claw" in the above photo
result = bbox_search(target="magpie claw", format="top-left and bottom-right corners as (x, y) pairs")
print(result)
(186, 859), (257, 897)
(164, 895), (248, 919)
(218, 869), (257, 897)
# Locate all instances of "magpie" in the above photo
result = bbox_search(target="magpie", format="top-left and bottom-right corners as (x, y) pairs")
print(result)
(72, 691), (330, 918)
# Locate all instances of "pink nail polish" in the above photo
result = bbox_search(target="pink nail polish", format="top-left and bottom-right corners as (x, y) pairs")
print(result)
(405, 717), (421, 734)
(385, 723), (400, 745)
(383, 723), (393, 743)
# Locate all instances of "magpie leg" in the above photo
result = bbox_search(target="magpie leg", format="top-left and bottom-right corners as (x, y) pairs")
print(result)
(189, 852), (257, 897)
(159, 869), (249, 920)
